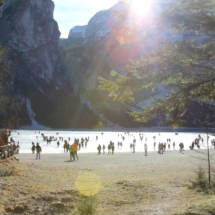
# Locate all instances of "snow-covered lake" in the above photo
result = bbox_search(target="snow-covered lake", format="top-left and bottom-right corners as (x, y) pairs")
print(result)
(9, 130), (214, 154)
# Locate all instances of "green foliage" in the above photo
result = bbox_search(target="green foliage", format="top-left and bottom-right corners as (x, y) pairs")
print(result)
(0, 0), (4, 9)
(0, 0), (4, 17)
(71, 195), (99, 215)
(0, 47), (19, 128)
(98, 76), (135, 103)
(189, 165), (215, 194)
(190, 166), (208, 190)
(174, 197), (215, 215)
(98, 0), (215, 127)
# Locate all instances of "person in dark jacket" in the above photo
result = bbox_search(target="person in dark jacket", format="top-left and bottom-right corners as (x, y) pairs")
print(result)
(35, 143), (42, 159)
(97, 144), (101, 155)
(31, 142), (35, 154)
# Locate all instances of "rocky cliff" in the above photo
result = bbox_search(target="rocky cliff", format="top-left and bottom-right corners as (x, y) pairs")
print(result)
(0, 0), (103, 128)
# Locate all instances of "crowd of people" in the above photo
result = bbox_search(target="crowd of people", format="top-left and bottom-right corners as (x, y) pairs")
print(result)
(8, 130), (215, 162)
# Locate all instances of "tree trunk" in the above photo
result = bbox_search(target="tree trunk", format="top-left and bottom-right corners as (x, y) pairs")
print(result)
(207, 133), (211, 187)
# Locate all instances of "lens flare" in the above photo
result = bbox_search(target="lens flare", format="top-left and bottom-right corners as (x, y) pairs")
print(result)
(75, 172), (102, 196)
(123, 0), (152, 16)
(110, 70), (117, 77)
(132, 0), (152, 15)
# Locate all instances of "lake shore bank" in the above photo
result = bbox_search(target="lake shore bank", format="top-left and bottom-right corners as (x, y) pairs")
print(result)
(0, 150), (213, 214)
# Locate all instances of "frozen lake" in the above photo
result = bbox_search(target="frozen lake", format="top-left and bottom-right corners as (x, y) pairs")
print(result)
(9, 130), (215, 154)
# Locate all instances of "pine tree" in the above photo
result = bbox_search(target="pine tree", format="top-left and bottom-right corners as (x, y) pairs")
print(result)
(99, 0), (215, 127)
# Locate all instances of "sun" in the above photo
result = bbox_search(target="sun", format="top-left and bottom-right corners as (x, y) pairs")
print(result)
(129, 0), (153, 16)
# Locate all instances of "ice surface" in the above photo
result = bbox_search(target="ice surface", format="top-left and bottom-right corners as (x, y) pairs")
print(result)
(10, 130), (214, 154)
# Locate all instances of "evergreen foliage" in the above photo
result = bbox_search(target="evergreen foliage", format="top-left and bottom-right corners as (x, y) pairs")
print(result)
(0, 47), (19, 128)
(98, 0), (215, 127)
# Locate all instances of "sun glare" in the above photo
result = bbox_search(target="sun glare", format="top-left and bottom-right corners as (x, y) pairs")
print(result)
(131, 0), (152, 16)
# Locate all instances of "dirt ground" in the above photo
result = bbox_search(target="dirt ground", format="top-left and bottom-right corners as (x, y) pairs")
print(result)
(0, 150), (213, 215)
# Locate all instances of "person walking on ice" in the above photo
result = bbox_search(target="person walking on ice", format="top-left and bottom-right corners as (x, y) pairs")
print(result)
(179, 142), (184, 153)
(31, 142), (35, 154)
(35, 143), (42, 159)
(69, 144), (74, 161)
(97, 144), (101, 155)
(112, 144), (115, 154)
(72, 143), (79, 160)
(102, 144), (106, 154)
(144, 143), (148, 156)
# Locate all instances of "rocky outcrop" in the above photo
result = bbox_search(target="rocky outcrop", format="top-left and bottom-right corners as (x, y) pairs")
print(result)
(0, 0), (103, 128)
(68, 25), (86, 45)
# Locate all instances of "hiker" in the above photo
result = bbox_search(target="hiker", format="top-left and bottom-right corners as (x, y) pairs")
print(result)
(97, 144), (101, 155)
(132, 143), (135, 153)
(168, 143), (171, 151)
(15, 143), (20, 154)
(35, 143), (42, 159)
(179, 142), (184, 153)
(72, 143), (78, 160)
(102, 144), (106, 154)
(189, 144), (194, 150)
(173, 142), (175, 150)
(112, 144), (115, 154)
(158, 143), (163, 154)
(69, 144), (74, 161)
(191, 141), (195, 149)
(144, 143), (148, 156)
(66, 142), (70, 152)
(108, 144), (111, 154)
(57, 141), (60, 148)
(164, 143), (166, 152)
(158, 143), (161, 154)
(31, 142), (35, 154)
(63, 142), (67, 152)
(153, 142), (156, 150)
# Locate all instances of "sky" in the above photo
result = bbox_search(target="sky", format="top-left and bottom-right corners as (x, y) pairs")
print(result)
(52, 0), (118, 38)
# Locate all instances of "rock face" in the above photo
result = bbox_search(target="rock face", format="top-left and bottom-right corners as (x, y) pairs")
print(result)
(68, 25), (87, 42)
(0, 0), (102, 128)
(0, 0), (67, 90)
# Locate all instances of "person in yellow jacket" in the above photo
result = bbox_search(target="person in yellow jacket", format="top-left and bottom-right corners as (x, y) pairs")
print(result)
(72, 143), (79, 160)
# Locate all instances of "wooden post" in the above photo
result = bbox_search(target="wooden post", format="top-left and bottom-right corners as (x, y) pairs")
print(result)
(11, 145), (14, 156)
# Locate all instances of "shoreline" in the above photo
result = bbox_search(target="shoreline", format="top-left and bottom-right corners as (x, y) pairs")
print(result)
(16, 126), (215, 132)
